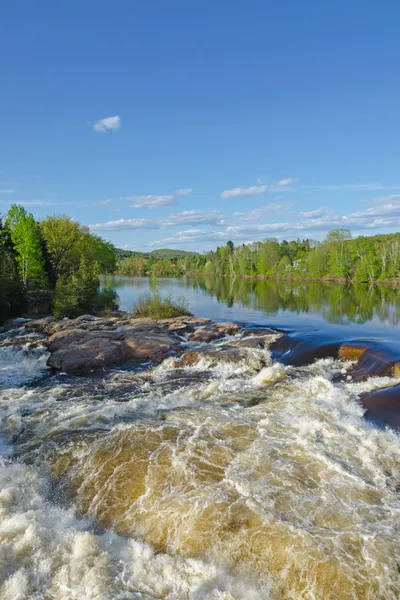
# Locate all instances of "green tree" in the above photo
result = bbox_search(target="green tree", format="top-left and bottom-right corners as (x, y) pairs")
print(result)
(6, 204), (47, 289)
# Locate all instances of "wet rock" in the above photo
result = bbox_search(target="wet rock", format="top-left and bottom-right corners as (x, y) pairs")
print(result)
(122, 331), (181, 361)
(242, 327), (276, 337)
(158, 316), (211, 333)
(361, 384), (400, 430)
(46, 328), (123, 352)
(2, 317), (31, 332)
(23, 314), (248, 375)
(47, 339), (127, 373)
(188, 322), (240, 342)
(339, 344), (368, 362)
(177, 346), (244, 367)
(231, 336), (268, 349)
(0, 335), (46, 350)
(270, 335), (342, 367)
(340, 342), (400, 380)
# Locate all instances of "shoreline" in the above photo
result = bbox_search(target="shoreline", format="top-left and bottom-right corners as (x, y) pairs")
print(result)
(110, 272), (400, 286)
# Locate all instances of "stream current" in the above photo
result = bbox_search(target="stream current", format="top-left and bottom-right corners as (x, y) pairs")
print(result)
(1, 323), (400, 599)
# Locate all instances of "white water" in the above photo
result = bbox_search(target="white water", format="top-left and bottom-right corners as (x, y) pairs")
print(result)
(1, 328), (400, 599)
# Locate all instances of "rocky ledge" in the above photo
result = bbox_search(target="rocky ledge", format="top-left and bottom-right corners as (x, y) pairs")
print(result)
(23, 314), (243, 374)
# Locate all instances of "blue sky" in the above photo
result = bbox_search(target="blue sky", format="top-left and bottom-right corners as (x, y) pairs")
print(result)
(1, 0), (400, 252)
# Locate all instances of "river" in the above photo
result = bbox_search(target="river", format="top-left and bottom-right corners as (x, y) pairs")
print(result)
(1, 277), (400, 599)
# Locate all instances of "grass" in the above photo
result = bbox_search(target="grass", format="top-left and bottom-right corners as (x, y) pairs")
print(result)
(131, 291), (192, 319)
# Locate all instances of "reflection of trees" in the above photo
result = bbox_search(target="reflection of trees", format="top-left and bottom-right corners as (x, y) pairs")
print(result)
(190, 277), (400, 326)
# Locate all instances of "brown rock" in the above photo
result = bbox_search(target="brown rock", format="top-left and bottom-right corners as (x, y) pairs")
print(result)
(188, 322), (240, 343)
(339, 344), (368, 361)
(231, 337), (268, 349)
(176, 347), (243, 367)
(47, 338), (126, 373)
(122, 331), (180, 361)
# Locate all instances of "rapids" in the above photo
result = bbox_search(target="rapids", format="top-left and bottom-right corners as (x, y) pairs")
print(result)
(1, 324), (400, 599)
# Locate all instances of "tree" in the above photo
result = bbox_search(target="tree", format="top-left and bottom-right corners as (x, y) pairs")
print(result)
(40, 215), (82, 281)
(325, 229), (352, 278)
(6, 204), (47, 289)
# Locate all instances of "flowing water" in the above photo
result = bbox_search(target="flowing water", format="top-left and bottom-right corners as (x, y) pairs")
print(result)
(2, 278), (400, 599)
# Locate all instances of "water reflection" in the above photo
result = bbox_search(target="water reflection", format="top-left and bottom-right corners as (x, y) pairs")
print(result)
(101, 276), (400, 329)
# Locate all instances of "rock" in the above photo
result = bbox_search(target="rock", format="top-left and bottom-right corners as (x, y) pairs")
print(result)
(231, 337), (268, 349)
(241, 327), (276, 337)
(188, 322), (240, 343)
(176, 347), (243, 367)
(48, 338), (127, 373)
(339, 344), (368, 361)
(24, 314), (247, 375)
(122, 331), (180, 361)
(46, 328), (123, 352)
(337, 342), (400, 380)
(2, 317), (31, 332)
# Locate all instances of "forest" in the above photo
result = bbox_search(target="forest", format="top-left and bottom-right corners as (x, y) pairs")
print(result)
(2, 204), (400, 323)
(0, 205), (117, 318)
(117, 229), (400, 284)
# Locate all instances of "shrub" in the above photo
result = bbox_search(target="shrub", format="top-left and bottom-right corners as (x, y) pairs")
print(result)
(131, 292), (192, 319)
(53, 258), (118, 318)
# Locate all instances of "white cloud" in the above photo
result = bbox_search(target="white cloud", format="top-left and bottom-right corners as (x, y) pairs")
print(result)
(302, 183), (400, 191)
(298, 207), (333, 219)
(0, 189), (15, 194)
(221, 184), (268, 199)
(93, 115), (121, 133)
(275, 178), (300, 187)
(122, 194), (176, 209)
(89, 218), (160, 232)
(221, 178), (299, 199)
(0, 200), (61, 206)
(175, 188), (193, 196)
(233, 202), (295, 222)
(161, 210), (224, 227)
(149, 229), (229, 248)
(91, 199), (112, 206)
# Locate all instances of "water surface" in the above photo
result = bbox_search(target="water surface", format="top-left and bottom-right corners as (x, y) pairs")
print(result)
(101, 276), (400, 338)
(1, 278), (400, 599)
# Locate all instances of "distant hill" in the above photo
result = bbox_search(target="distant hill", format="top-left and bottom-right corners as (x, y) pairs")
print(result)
(150, 248), (198, 259)
(115, 248), (199, 260)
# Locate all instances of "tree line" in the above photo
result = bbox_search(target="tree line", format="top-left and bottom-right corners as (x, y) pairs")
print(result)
(116, 229), (400, 284)
(0, 205), (117, 318)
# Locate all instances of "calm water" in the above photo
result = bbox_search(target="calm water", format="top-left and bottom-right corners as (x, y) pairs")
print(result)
(101, 275), (400, 339)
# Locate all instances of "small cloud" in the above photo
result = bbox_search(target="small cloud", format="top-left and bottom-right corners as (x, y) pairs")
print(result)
(302, 183), (400, 191)
(91, 199), (112, 206)
(122, 194), (176, 209)
(298, 207), (333, 219)
(0, 189), (15, 194)
(176, 188), (193, 196)
(232, 202), (295, 222)
(221, 184), (268, 199)
(93, 115), (121, 133)
(256, 178), (264, 185)
(161, 210), (224, 227)
(221, 178), (299, 199)
(275, 178), (300, 187)
(89, 218), (160, 232)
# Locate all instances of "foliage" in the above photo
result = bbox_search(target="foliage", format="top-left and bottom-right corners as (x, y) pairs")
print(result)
(131, 292), (192, 319)
(168, 231), (400, 284)
(53, 259), (118, 318)
(0, 205), (118, 319)
(0, 216), (23, 307)
(5, 204), (47, 289)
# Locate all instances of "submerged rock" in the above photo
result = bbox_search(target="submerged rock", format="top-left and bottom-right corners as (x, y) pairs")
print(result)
(188, 322), (240, 342)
